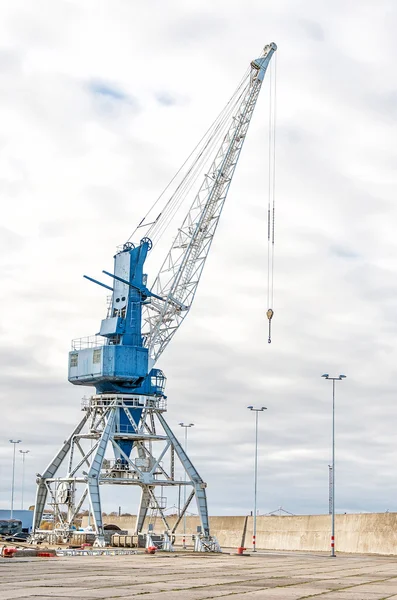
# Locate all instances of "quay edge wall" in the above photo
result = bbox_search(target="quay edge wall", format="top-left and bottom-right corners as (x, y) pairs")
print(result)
(82, 512), (397, 555)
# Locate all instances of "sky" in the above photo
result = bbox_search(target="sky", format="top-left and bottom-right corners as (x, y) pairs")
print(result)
(1, 0), (397, 519)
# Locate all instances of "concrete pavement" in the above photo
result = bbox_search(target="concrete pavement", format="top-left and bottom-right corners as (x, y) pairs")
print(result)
(1, 550), (397, 599)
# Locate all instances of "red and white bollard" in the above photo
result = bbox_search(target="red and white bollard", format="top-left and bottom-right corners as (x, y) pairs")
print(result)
(2, 547), (17, 558)
(331, 535), (335, 557)
(252, 534), (256, 552)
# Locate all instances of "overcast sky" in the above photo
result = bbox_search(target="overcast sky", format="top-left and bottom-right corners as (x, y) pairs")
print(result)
(1, 0), (397, 519)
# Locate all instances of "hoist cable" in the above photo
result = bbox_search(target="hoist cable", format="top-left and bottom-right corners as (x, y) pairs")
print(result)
(149, 99), (240, 248)
(148, 111), (240, 247)
(148, 73), (251, 248)
(126, 113), (223, 244)
(266, 52), (277, 343)
(149, 89), (244, 248)
(126, 68), (251, 246)
(267, 61), (272, 311)
(271, 52), (277, 308)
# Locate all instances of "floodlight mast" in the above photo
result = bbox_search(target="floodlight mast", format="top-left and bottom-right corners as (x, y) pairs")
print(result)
(33, 43), (277, 550)
(321, 373), (346, 557)
(247, 407), (267, 552)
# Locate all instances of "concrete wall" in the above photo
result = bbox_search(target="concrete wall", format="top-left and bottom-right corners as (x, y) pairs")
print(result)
(82, 513), (397, 555)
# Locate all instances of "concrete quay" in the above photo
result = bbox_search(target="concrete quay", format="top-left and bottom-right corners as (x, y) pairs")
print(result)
(2, 550), (397, 600)
(83, 512), (397, 555)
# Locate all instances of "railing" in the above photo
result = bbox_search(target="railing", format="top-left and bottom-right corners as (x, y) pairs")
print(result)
(71, 335), (106, 350)
(82, 394), (167, 412)
(150, 496), (167, 510)
(103, 459), (131, 471)
(102, 458), (164, 474)
(118, 424), (137, 435)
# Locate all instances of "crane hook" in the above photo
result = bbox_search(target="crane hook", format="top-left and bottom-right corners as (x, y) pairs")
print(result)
(266, 308), (274, 344)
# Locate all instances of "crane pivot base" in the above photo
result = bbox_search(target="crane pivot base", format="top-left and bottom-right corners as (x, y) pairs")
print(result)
(32, 393), (220, 552)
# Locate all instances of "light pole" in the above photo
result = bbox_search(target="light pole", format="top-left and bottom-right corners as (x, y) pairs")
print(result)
(321, 373), (346, 558)
(20, 450), (30, 510)
(9, 440), (22, 518)
(247, 406), (267, 552)
(179, 422), (194, 549)
(328, 464), (333, 515)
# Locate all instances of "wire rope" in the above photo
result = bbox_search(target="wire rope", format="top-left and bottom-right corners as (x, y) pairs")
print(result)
(149, 74), (250, 247)
(126, 68), (251, 246)
(148, 78), (250, 249)
(266, 52), (277, 343)
(267, 61), (272, 311)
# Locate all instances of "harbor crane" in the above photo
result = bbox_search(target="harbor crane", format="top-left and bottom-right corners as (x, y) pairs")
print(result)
(33, 43), (277, 550)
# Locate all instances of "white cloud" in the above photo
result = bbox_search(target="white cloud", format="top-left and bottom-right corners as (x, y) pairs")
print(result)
(1, 0), (396, 519)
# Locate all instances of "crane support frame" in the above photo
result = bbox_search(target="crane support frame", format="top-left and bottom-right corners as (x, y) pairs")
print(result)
(32, 395), (214, 548)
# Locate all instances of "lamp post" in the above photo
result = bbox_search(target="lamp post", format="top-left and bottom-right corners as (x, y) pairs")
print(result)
(19, 450), (30, 510)
(9, 440), (22, 518)
(328, 464), (333, 515)
(179, 422), (194, 549)
(321, 373), (346, 557)
(247, 406), (267, 552)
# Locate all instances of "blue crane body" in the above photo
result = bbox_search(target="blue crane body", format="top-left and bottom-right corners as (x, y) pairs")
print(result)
(69, 241), (159, 394)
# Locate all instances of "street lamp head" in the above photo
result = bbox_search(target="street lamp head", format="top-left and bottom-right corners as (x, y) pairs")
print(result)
(179, 422), (194, 427)
(9, 439), (22, 444)
(322, 374), (346, 381)
(20, 450), (30, 454)
(247, 405), (253, 410)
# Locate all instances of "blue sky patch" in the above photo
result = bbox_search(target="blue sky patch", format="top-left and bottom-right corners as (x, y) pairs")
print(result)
(155, 91), (177, 107)
(88, 80), (129, 102)
(331, 245), (360, 260)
